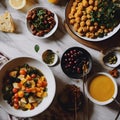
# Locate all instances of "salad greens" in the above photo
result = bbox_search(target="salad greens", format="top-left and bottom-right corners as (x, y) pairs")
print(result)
(34, 44), (40, 53)
(91, 0), (120, 28)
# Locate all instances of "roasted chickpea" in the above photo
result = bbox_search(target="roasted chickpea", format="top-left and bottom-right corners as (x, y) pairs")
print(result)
(100, 25), (105, 29)
(89, 0), (94, 5)
(93, 6), (98, 11)
(74, 12), (81, 18)
(86, 6), (93, 14)
(94, 0), (98, 6)
(75, 17), (81, 23)
(77, 27), (83, 33)
(80, 21), (85, 27)
(68, 13), (74, 19)
(104, 29), (109, 33)
(73, 23), (80, 31)
(70, 7), (76, 14)
(70, 19), (75, 25)
(89, 32), (95, 38)
(98, 29), (104, 34)
(78, 2), (82, 7)
(86, 19), (91, 26)
(81, 15), (87, 21)
(73, 1), (78, 7)
(86, 32), (90, 37)
(89, 26), (95, 32)
(77, 4), (83, 11)
(83, 26), (88, 32)
(94, 22), (98, 26)
(87, 14), (91, 19)
(95, 32), (99, 36)
(82, 0), (88, 7)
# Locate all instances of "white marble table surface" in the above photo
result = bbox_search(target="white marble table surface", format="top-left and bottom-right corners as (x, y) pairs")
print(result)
(0, 0), (120, 120)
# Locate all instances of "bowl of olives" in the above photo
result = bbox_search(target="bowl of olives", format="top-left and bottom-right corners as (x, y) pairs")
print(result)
(61, 47), (92, 79)
(26, 6), (58, 39)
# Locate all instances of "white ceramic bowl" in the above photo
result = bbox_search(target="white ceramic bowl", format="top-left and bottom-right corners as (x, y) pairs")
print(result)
(26, 6), (58, 39)
(103, 48), (120, 68)
(0, 57), (56, 117)
(42, 49), (59, 67)
(85, 72), (118, 105)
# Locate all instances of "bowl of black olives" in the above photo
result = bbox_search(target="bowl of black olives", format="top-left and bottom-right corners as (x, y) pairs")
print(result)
(61, 47), (92, 79)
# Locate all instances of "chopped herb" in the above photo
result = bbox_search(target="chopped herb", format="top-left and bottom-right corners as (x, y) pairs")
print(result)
(34, 44), (40, 52)
(90, 0), (120, 29)
(42, 50), (55, 64)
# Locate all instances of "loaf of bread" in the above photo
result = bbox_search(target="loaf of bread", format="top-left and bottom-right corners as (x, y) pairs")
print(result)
(0, 11), (15, 32)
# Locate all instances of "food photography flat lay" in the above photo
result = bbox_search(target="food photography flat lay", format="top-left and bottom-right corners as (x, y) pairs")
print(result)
(0, 0), (120, 120)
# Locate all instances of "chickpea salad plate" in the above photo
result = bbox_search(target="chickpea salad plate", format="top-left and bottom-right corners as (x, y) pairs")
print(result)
(65, 0), (120, 41)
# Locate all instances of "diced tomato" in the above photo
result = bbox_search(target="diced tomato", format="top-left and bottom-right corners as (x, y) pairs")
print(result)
(42, 81), (47, 87)
(14, 93), (19, 98)
(12, 88), (18, 93)
(18, 82), (23, 88)
(37, 79), (42, 87)
(25, 88), (31, 93)
(30, 87), (36, 93)
(19, 69), (26, 75)
(14, 103), (19, 109)
(31, 74), (36, 78)
(30, 105), (34, 110)
(13, 98), (19, 104)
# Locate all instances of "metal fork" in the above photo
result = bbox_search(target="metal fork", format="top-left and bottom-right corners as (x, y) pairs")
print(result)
(82, 62), (89, 120)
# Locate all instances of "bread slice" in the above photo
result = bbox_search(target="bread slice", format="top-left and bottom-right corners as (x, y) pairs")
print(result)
(0, 11), (15, 32)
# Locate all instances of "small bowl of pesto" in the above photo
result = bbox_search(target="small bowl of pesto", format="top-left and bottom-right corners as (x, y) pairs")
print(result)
(42, 49), (58, 67)
(103, 48), (120, 68)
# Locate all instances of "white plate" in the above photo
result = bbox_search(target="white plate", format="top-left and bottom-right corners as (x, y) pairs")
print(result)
(65, 0), (120, 42)
(67, 22), (120, 42)
(0, 57), (56, 118)
(42, 50), (58, 67)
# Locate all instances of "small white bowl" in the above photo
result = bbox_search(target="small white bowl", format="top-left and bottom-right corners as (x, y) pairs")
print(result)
(42, 49), (58, 67)
(103, 48), (120, 68)
(85, 72), (118, 105)
(26, 6), (58, 39)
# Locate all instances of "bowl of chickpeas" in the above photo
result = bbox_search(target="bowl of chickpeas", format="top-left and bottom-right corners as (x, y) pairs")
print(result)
(26, 6), (58, 39)
(65, 0), (120, 41)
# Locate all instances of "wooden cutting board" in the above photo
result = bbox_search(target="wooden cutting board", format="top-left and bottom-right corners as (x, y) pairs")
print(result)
(64, 22), (120, 54)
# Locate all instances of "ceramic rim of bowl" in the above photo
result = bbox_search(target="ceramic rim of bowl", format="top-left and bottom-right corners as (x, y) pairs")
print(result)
(85, 72), (118, 105)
